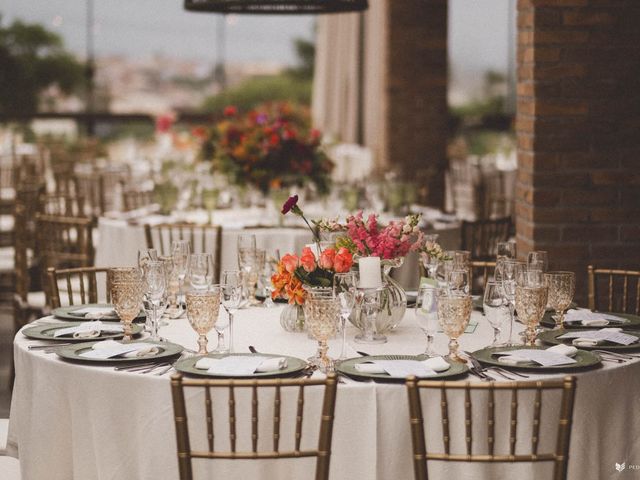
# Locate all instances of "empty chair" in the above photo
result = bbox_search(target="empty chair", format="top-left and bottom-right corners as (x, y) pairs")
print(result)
(460, 217), (512, 261)
(470, 260), (496, 296)
(406, 376), (576, 480)
(588, 265), (640, 314)
(122, 188), (154, 212)
(170, 373), (338, 480)
(40, 193), (86, 217)
(47, 266), (112, 309)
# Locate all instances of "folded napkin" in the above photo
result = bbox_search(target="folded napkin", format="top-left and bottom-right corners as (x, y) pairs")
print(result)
(83, 340), (159, 359)
(195, 356), (288, 374)
(546, 344), (578, 357)
(564, 309), (626, 327)
(354, 357), (450, 375)
(422, 356), (451, 372)
(53, 321), (123, 339)
(572, 338), (601, 347)
(71, 307), (116, 319)
(73, 329), (101, 339)
(497, 355), (529, 365)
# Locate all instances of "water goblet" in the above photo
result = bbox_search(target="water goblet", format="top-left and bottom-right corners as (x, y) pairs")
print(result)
(437, 290), (472, 361)
(185, 253), (214, 291)
(545, 271), (575, 329)
(415, 285), (440, 357)
(496, 240), (517, 261)
(186, 287), (220, 355)
(220, 270), (242, 353)
(483, 281), (509, 347)
(333, 271), (357, 363)
(111, 278), (144, 342)
(447, 268), (470, 295)
(354, 287), (387, 344)
(515, 268), (548, 346)
(137, 248), (158, 272)
(303, 294), (340, 373)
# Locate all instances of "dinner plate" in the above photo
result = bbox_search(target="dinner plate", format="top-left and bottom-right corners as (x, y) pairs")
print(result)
(540, 311), (640, 330)
(471, 346), (601, 371)
(175, 353), (307, 378)
(56, 340), (183, 364)
(537, 329), (640, 352)
(52, 303), (146, 322)
(22, 322), (143, 343)
(336, 355), (468, 383)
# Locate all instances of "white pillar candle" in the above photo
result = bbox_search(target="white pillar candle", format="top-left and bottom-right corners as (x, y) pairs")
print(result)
(358, 256), (382, 289)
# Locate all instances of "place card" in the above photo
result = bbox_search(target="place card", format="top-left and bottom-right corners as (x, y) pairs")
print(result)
(494, 349), (577, 367)
(52, 321), (123, 338)
(204, 356), (269, 376)
(558, 328), (638, 345)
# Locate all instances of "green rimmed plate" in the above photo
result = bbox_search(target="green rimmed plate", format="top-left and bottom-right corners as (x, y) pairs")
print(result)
(336, 355), (469, 383)
(472, 345), (601, 371)
(175, 353), (307, 378)
(540, 311), (640, 330)
(22, 322), (143, 343)
(52, 303), (146, 322)
(537, 328), (640, 352)
(56, 340), (183, 364)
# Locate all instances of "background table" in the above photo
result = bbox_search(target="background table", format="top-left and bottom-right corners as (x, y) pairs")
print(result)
(10, 307), (638, 480)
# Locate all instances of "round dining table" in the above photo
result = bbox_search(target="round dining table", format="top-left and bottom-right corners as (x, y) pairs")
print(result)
(9, 307), (639, 480)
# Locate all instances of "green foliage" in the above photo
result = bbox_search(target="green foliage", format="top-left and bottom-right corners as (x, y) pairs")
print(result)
(0, 19), (84, 114)
(285, 37), (315, 80)
(202, 74), (312, 113)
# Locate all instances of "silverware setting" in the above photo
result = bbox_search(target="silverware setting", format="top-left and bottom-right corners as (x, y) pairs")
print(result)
(462, 350), (528, 381)
(28, 343), (72, 350)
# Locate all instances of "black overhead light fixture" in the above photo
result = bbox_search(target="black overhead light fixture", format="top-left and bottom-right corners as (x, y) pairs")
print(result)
(184, 0), (368, 14)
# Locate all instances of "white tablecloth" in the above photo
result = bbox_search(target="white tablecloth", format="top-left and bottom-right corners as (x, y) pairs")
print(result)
(9, 307), (640, 480)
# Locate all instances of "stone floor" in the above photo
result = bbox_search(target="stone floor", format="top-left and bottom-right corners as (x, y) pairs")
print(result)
(0, 304), (13, 418)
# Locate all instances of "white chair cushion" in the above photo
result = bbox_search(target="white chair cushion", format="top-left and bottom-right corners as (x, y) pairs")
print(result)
(0, 456), (21, 479)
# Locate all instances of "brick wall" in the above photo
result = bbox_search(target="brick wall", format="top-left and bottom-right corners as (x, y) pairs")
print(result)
(385, 0), (448, 208)
(516, 0), (640, 303)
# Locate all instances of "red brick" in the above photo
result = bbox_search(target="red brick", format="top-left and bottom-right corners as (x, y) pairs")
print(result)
(562, 225), (619, 243)
(533, 30), (589, 45)
(563, 11), (616, 26)
(532, 0), (587, 5)
(561, 189), (619, 207)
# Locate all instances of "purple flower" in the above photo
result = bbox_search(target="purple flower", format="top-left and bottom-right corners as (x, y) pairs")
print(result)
(256, 113), (268, 125)
(281, 194), (299, 214)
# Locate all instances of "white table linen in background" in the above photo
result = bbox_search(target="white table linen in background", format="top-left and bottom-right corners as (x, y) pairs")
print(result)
(10, 308), (639, 480)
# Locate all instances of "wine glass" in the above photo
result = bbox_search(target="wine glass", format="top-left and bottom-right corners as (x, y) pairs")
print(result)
(527, 250), (548, 272)
(109, 266), (141, 285)
(447, 268), (470, 295)
(496, 240), (517, 261)
(141, 260), (167, 341)
(333, 272), (357, 363)
(354, 287), (387, 344)
(186, 287), (221, 355)
(483, 281), (509, 347)
(545, 271), (575, 329)
(220, 270), (242, 353)
(415, 285), (440, 357)
(438, 255), (456, 288)
(171, 240), (191, 306)
(437, 290), (472, 361)
(453, 250), (471, 268)
(185, 253), (214, 290)
(137, 248), (158, 272)
(111, 278), (144, 342)
(515, 267), (548, 346)
(497, 259), (525, 345)
(238, 248), (265, 306)
(237, 233), (256, 253)
(303, 294), (340, 372)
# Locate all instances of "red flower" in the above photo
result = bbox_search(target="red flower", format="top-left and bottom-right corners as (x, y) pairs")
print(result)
(281, 194), (299, 214)
(269, 134), (280, 147)
(300, 247), (317, 273)
(155, 113), (174, 133)
(319, 248), (336, 269)
(224, 105), (238, 117)
(334, 248), (354, 273)
(281, 253), (299, 274)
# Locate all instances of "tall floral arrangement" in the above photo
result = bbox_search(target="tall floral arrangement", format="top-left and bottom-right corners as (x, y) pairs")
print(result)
(203, 102), (334, 194)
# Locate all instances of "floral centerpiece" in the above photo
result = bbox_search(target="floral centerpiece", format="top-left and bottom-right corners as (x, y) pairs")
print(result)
(202, 102), (334, 195)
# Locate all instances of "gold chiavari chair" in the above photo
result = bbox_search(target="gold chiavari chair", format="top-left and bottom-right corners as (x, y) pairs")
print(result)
(170, 373), (338, 480)
(460, 217), (512, 261)
(470, 260), (496, 296)
(588, 265), (640, 315)
(40, 193), (86, 217)
(76, 165), (130, 216)
(145, 223), (223, 282)
(122, 189), (154, 211)
(47, 266), (112, 309)
(406, 376), (577, 480)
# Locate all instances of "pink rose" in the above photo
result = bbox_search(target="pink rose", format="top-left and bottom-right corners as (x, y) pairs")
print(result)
(300, 247), (317, 273)
(319, 248), (336, 269)
(334, 248), (354, 273)
(281, 254), (299, 274)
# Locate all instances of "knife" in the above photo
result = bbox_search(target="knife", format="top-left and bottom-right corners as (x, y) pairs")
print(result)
(356, 351), (370, 357)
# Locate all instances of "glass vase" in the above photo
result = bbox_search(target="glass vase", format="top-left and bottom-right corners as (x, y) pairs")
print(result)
(280, 303), (305, 333)
(349, 257), (407, 334)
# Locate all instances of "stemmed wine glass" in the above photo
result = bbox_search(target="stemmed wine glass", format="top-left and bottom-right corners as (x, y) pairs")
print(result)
(111, 276), (144, 342)
(137, 248), (158, 272)
(303, 293), (340, 373)
(527, 250), (549, 272)
(185, 253), (214, 291)
(237, 234), (257, 305)
(437, 289), (472, 361)
(483, 281), (509, 347)
(515, 267), (548, 346)
(141, 260), (167, 341)
(498, 259), (525, 345)
(415, 284), (439, 357)
(171, 240), (191, 306)
(447, 268), (470, 295)
(186, 287), (221, 355)
(545, 271), (575, 329)
(333, 272), (357, 363)
(220, 270), (242, 354)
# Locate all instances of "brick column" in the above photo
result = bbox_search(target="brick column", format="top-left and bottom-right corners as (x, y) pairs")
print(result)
(385, 0), (448, 208)
(516, 0), (640, 303)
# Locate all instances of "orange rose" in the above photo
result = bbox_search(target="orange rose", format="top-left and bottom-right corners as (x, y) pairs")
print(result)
(300, 247), (317, 273)
(319, 248), (336, 270)
(281, 254), (299, 274)
(333, 247), (354, 273)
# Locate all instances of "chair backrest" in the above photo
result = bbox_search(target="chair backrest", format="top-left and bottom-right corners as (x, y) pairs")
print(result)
(470, 260), (496, 296)
(460, 217), (512, 260)
(40, 193), (86, 217)
(170, 373), (338, 480)
(35, 214), (95, 269)
(122, 189), (154, 211)
(588, 265), (640, 314)
(47, 266), (112, 309)
(145, 223), (223, 282)
(406, 376), (576, 480)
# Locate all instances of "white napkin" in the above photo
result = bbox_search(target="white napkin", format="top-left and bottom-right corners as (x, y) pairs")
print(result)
(497, 355), (529, 365)
(354, 363), (386, 374)
(422, 357), (451, 372)
(195, 356), (288, 374)
(53, 321), (123, 338)
(547, 344), (578, 357)
(354, 358), (450, 376)
(564, 309), (626, 326)
(71, 307), (116, 319)
(572, 338), (601, 347)
(80, 340), (160, 359)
